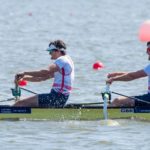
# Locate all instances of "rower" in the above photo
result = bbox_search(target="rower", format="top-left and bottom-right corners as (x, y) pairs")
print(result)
(106, 42), (150, 107)
(13, 40), (74, 108)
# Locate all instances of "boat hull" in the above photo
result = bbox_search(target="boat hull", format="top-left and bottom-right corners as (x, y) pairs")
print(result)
(0, 107), (150, 121)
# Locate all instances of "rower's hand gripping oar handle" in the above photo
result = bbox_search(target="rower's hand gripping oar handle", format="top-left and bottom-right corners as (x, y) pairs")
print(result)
(11, 74), (24, 100)
(11, 83), (21, 101)
(101, 84), (111, 103)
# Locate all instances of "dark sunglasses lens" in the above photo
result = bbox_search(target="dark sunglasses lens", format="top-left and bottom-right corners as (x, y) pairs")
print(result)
(49, 49), (56, 54)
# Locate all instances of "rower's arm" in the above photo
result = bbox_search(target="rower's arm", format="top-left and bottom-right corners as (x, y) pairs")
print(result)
(20, 64), (59, 78)
(23, 69), (51, 77)
(18, 64), (59, 82)
(48, 64), (60, 75)
(23, 75), (51, 82)
(112, 70), (147, 81)
(107, 72), (127, 78)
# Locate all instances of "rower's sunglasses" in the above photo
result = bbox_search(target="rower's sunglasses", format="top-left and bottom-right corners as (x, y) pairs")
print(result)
(49, 49), (57, 55)
(147, 47), (150, 53)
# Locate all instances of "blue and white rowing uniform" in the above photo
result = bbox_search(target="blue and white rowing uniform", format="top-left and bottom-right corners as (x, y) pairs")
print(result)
(134, 64), (150, 107)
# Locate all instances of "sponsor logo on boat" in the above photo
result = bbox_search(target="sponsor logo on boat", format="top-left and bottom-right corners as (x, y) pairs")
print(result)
(121, 107), (150, 113)
(0, 106), (31, 113)
(121, 108), (134, 113)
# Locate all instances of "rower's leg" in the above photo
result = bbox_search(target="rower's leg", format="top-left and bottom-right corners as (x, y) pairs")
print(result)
(110, 96), (135, 107)
(13, 95), (39, 107)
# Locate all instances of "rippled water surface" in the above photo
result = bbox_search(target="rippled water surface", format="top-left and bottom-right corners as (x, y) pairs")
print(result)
(0, 0), (150, 149)
(0, 120), (149, 150)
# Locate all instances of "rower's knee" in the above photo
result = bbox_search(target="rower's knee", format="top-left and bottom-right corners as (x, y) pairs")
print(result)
(13, 100), (25, 106)
(111, 97), (134, 107)
(13, 95), (39, 107)
(13, 99), (38, 107)
(112, 98), (122, 106)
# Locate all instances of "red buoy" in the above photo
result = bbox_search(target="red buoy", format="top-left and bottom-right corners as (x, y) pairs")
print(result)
(93, 61), (104, 70)
(18, 80), (27, 86)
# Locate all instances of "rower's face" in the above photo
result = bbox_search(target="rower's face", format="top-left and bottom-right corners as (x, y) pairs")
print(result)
(49, 51), (57, 59)
(49, 50), (61, 60)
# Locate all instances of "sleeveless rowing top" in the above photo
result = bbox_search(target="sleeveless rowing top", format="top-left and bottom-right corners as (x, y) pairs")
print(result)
(144, 64), (150, 93)
(52, 55), (74, 95)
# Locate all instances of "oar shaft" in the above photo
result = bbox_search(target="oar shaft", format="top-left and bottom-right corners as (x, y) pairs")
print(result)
(0, 98), (15, 102)
(103, 96), (108, 120)
(112, 91), (150, 104)
(103, 84), (110, 120)
(20, 87), (37, 94)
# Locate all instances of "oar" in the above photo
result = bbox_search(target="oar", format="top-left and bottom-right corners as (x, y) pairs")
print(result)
(11, 83), (21, 101)
(111, 91), (150, 104)
(0, 98), (15, 103)
(17, 80), (37, 94)
(102, 84), (110, 120)
(20, 87), (37, 94)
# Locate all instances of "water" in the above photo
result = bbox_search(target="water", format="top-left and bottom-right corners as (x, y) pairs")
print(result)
(0, 120), (149, 150)
(0, 0), (150, 149)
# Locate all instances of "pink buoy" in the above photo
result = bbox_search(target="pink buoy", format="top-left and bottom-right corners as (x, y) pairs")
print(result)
(139, 20), (150, 42)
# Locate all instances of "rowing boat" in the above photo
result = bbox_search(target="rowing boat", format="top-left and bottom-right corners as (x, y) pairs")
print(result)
(0, 104), (149, 121)
(0, 85), (149, 121)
